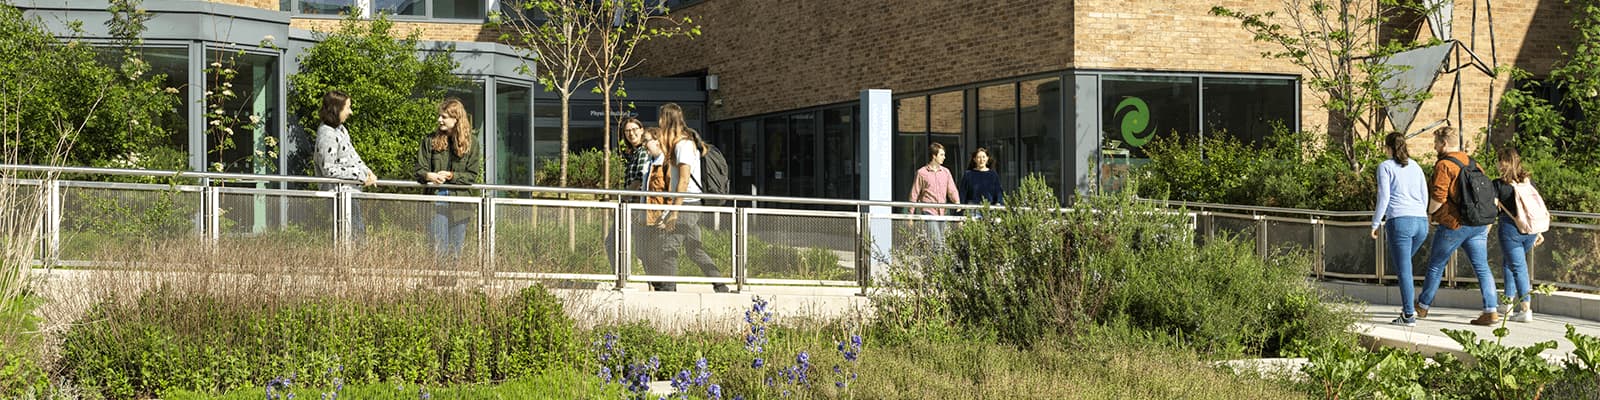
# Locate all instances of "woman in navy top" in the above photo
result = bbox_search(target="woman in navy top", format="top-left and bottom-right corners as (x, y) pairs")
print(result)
(961, 148), (1003, 207)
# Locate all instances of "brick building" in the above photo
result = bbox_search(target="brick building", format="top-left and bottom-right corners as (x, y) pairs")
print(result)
(630, 0), (1578, 203)
(14, 0), (1577, 204)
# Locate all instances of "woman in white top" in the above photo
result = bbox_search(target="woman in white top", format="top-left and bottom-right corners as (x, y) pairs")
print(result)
(1371, 132), (1430, 327)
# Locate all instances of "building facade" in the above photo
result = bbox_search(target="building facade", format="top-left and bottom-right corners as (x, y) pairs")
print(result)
(17, 0), (708, 187)
(632, 0), (1577, 203)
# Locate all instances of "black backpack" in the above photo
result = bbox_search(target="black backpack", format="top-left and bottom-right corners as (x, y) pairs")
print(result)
(686, 129), (730, 205)
(1442, 156), (1498, 226)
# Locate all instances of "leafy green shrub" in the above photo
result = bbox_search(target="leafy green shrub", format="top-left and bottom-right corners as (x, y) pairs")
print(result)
(288, 14), (464, 179)
(877, 175), (1352, 355)
(535, 148), (626, 189)
(0, 294), (49, 398)
(58, 284), (577, 399)
(1299, 324), (1600, 399)
(1137, 125), (1383, 211)
(0, 2), (181, 168)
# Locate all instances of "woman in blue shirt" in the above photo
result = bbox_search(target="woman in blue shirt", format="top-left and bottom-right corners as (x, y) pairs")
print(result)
(1371, 132), (1430, 327)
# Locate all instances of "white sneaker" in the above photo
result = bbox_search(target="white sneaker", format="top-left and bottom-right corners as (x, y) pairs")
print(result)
(1497, 304), (1511, 316)
(1511, 310), (1534, 323)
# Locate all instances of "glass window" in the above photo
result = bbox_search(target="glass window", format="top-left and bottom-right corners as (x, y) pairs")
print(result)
(977, 83), (1018, 190)
(790, 112), (817, 200)
(736, 120), (758, 195)
(374, 0), (425, 16)
(296, 0), (355, 15)
(533, 102), (562, 167)
(895, 96), (926, 135)
(1020, 77), (1063, 198)
(90, 47), (190, 170)
(821, 107), (856, 200)
(762, 115), (789, 197)
(928, 90), (963, 178)
(446, 82), (487, 155)
(435, 0), (485, 19)
(1101, 75), (1198, 159)
(495, 83), (532, 185)
(205, 50), (279, 175)
(1202, 77), (1297, 146)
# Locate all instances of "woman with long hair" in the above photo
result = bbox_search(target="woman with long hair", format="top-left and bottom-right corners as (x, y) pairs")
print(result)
(414, 98), (482, 261)
(1371, 132), (1429, 327)
(650, 102), (727, 292)
(1494, 146), (1545, 323)
(960, 148), (1002, 207)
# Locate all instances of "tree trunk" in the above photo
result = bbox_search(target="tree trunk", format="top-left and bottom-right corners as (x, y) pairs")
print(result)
(601, 85), (612, 190)
(560, 94), (570, 188)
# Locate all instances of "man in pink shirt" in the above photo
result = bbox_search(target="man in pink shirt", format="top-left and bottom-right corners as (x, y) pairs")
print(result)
(908, 142), (961, 246)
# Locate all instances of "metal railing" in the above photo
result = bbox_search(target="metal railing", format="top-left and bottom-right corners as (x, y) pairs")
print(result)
(5, 164), (995, 295)
(1151, 199), (1600, 292)
(10, 165), (1600, 293)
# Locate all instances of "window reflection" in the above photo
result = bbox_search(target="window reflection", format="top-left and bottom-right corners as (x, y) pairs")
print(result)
(977, 83), (1017, 189)
(1203, 77), (1296, 146)
(496, 84), (532, 185)
(1100, 75), (1198, 159)
(205, 50), (279, 175)
(296, 0), (355, 15)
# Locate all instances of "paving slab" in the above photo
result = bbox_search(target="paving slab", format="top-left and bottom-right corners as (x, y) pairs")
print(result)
(1351, 302), (1600, 363)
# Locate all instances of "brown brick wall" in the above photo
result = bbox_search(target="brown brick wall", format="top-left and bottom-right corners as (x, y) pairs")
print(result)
(633, 0), (1573, 155)
(209, 0), (276, 11)
(290, 19), (500, 42)
(1404, 0), (1575, 153)
(630, 0), (1075, 122)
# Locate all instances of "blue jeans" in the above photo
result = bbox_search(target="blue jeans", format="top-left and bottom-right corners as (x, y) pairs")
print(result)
(1385, 216), (1429, 316)
(1498, 216), (1537, 304)
(1418, 224), (1497, 312)
(430, 190), (469, 260)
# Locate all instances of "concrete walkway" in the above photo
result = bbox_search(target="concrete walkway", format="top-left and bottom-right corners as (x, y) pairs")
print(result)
(1351, 302), (1600, 362)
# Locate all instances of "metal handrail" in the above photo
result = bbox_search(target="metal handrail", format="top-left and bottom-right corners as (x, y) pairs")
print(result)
(1, 164), (984, 211)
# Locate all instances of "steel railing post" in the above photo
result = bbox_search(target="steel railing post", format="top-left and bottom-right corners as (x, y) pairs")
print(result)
(338, 187), (353, 258)
(857, 205), (869, 296)
(1312, 218), (1325, 280)
(616, 203), (630, 291)
(1257, 215), (1268, 259)
(734, 207), (747, 293)
(1375, 224), (1386, 284)
(481, 193), (496, 285)
(44, 180), (61, 268)
(205, 186), (222, 244)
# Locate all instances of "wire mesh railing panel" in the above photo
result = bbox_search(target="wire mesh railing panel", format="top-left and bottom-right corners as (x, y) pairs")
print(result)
(218, 191), (335, 245)
(3, 181), (45, 263)
(353, 194), (481, 275)
(1323, 223), (1378, 277)
(1533, 223), (1600, 290)
(57, 184), (203, 263)
(745, 211), (857, 282)
(626, 206), (735, 290)
(1210, 214), (1258, 244)
(1450, 228), (1508, 283)
(494, 203), (614, 276)
(1265, 219), (1314, 259)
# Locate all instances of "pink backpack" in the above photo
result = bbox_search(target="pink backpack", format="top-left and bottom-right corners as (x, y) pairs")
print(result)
(1508, 180), (1550, 234)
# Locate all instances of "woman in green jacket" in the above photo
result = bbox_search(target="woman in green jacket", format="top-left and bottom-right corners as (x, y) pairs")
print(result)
(414, 98), (482, 261)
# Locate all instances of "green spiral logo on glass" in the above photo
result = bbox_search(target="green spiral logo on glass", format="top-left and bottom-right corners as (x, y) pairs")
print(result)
(1116, 97), (1154, 147)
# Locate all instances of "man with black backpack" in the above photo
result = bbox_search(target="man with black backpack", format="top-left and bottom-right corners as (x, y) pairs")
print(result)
(1415, 127), (1502, 326)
